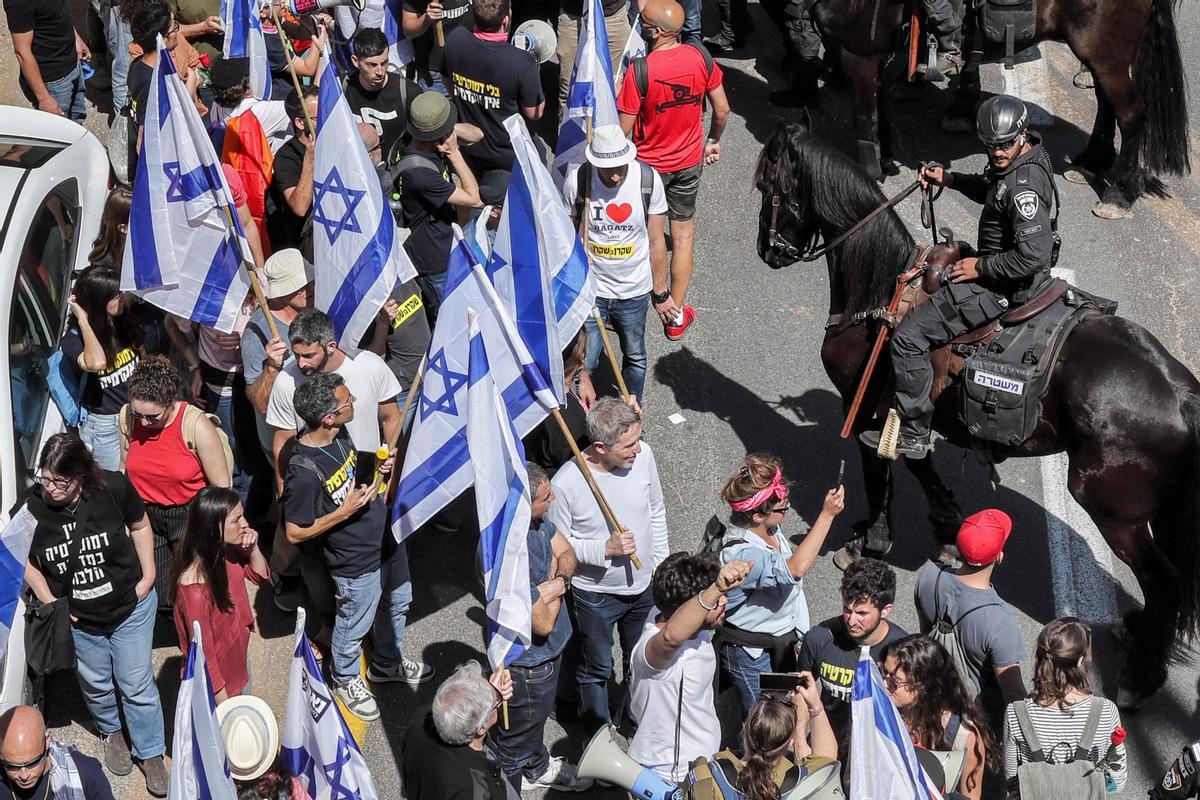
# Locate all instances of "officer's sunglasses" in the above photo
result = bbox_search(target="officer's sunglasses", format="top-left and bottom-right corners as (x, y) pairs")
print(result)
(986, 135), (1021, 153)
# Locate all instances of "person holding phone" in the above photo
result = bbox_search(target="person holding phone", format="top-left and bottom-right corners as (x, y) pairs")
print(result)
(283, 373), (431, 723)
(716, 454), (845, 716)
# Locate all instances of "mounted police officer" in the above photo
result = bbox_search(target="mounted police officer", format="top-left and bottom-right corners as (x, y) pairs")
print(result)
(771, 0), (961, 107)
(860, 95), (1060, 459)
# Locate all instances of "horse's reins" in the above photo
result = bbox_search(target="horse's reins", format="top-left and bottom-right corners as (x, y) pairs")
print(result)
(768, 163), (944, 263)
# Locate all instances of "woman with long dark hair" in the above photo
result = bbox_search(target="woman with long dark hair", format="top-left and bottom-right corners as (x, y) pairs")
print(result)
(87, 186), (133, 269)
(735, 675), (837, 800)
(1003, 618), (1126, 795)
(881, 635), (993, 799)
(23, 434), (169, 796)
(62, 265), (144, 470)
(170, 487), (269, 703)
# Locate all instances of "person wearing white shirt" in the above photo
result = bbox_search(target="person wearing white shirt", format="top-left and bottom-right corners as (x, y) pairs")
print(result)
(628, 554), (752, 782)
(563, 125), (670, 404)
(548, 398), (669, 730)
(209, 56), (293, 153)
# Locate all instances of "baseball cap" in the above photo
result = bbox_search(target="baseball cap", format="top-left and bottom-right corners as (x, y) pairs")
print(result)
(210, 56), (250, 93)
(262, 248), (313, 299)
(956, 509), (1012, 566)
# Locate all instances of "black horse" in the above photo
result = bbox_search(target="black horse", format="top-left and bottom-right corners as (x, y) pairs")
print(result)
(754, 119), (1200, 705)
(804, 0), (1189, 218)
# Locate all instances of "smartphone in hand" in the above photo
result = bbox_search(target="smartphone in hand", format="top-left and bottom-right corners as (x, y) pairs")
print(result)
(836, 459), (845, 488)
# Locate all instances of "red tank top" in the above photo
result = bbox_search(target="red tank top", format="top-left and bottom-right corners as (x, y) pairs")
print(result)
(126, 402), (207, 506)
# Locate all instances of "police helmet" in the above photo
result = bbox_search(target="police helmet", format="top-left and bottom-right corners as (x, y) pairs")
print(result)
(976, 95), (1029, 146)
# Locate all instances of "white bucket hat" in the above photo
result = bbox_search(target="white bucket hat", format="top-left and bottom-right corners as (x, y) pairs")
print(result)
(262, 248), (314, 299)
(585, 125), (638, 168)
(216, 695), (279, 782)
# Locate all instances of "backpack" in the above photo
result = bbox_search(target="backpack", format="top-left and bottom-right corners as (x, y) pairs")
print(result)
(631, 43), (715, 102)
(927, 568), (1000, 699)
(685, 751), (844, 800)
(695, 515), (734, 556)
(47, 341), (88, 428)
(571, 161), (656, 225)
(120, 403), (236, 478)
(387, 151), (446, 227)
(1011, 698), (1106, 800)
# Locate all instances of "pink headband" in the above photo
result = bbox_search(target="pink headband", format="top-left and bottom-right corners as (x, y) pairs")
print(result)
(730, 469), (787, 512)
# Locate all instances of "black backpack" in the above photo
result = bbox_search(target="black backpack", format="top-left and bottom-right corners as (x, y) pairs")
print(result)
(630, 43), (715, 101)
(571, 161), (655, 224)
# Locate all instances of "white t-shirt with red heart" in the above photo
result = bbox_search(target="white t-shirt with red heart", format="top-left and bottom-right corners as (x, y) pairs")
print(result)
(562, 161), (669, 300)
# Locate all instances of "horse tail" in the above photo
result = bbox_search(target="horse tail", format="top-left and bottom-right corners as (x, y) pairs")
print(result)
(1155, 393), (1200, 638)
(1134, 0), (1190, 176)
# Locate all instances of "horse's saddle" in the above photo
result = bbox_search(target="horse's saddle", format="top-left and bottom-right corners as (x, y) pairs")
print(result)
(898, 242), (1117, 447)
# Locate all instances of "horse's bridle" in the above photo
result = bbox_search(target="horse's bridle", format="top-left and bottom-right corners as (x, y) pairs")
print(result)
(767, 193), (803, 261)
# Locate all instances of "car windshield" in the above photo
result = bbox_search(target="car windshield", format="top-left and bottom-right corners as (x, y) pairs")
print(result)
(0, 138), (68, 169)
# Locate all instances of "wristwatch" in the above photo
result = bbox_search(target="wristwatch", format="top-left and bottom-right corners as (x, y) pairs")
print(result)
(651, 289), (672, 305)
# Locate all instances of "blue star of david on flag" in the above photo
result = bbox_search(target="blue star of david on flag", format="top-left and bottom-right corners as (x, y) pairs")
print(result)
(420, 348), (469, 421)
(322, 739), (363, 800)
(163, 160), (221, 203)
(312, 166), (366, 245)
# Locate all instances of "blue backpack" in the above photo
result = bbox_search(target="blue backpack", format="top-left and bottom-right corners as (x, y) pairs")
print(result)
(47, 336), (88, 427)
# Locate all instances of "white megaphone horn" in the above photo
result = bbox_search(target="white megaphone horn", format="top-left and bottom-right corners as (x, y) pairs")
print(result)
(577, 727), (682, 800)
(512, 18), (557, 64)
(286, 0), (365, 16)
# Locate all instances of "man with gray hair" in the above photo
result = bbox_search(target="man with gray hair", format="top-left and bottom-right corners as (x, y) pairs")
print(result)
(548, 397), (669, 731)
(401, 662), (515, 800)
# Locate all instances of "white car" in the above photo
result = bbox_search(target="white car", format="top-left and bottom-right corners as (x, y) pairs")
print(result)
(0, 107), (110, 713)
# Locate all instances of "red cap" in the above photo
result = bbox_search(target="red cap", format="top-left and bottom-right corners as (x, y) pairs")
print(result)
(956, 509), (1012, 566)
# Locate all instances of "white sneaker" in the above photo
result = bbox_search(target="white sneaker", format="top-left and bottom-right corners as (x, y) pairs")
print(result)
(335, 676), (380, 721)
(367, 656), (435, 685)
(521, 757), (594, 792)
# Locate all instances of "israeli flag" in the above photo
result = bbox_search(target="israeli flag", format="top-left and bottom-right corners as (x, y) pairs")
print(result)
(616, 20), (647, 88)
(169, 622), (237, 800)
(392, 230), (559, 541)
(313, 52), (416, 352)
(0, 506), (35, 662)
(552, 0), (620, 187)
(850, 646), (945, 800)
(282, 610), (379, 800)
(466, 312), (533, 669)
(221, 0), (272, 100)
(492, 115), (595, 406)
(123, 36), (254, 335)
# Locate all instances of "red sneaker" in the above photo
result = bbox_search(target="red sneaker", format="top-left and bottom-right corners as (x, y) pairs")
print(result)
(665, 305), (696, 341)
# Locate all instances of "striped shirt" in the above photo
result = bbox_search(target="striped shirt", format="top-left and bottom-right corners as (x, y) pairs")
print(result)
(1002, 695), (1127, 792)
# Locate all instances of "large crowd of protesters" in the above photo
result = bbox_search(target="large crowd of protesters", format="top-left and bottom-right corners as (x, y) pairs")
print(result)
(0, 0), (1159, 796)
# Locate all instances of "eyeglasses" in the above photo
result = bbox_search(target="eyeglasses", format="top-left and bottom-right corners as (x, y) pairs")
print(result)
(32, 472), (74, 492)
(880, 669), (913, 692)
(1, 748), (47, 772)
(637, 16), (661, 31)
(130, 407), (168, 422)
(986, 135), (1020, 152)
(168, 20), (180, 34)
(768, 504), (790, 515)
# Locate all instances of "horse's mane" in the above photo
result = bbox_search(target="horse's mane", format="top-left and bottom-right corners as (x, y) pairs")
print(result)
(755, 123), (915, 319)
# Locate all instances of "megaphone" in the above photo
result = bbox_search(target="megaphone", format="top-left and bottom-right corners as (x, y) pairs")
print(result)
(286, 0), (365, 16)
(512, 18), (557, 64)
(577, 726), (682, 800)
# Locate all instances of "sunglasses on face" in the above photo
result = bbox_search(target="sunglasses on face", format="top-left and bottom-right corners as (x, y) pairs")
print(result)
(130, 407), (168, 422)
(987, 136), (1020, 152)
(1, 748), (47, 772)
(880, 669), (913, 692)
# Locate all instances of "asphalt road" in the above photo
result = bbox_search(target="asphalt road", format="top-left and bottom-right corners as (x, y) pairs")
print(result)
(1, 0), (1198, 797)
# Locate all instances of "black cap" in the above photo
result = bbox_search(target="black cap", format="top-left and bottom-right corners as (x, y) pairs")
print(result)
(478, 170), (511, 206)
(976, 95), (1029, 145)
(210, 57), (250, 92)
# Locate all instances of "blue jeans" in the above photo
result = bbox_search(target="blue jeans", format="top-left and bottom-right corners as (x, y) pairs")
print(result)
(72, 590), (165, 759)
(23, 63), (87, 123)
(569, 585), (654, 729)
(415, 272), (447, 327)
(681, 0), (702, 45)
(106, 6), (132, 111)
(495, 655), (561, 787)
(368, 545), (413, 671)
(79, 411), (121, 471)
(721, 643), (772, 718)
(331, 568), (384, 686)
(585, 294), (650, 403)
(416, 69), (450, 97)
(204, 388), (251, 503)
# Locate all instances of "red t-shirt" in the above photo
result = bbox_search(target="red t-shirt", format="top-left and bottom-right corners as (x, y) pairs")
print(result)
(617, 44), (723, 174)
(221, 163), (248, 207)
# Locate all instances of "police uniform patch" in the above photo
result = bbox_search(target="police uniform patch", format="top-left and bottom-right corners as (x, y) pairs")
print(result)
(1015, 190), (1039, 220)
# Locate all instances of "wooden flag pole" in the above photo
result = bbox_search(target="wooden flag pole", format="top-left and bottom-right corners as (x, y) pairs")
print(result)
(218, 203), (281, 341)
(551, 408), (642, 571)
(383, 353), (428, 500)
(435, 20), (445, 47)
(591, 306), (631, 402)
(270, 4), (316, 138)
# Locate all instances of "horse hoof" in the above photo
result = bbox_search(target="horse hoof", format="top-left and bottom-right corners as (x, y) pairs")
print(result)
(832, 546), (858, 572)
(939, 115), (973, 135)
(881, 159), (901, 177)
(1116, 686), (1152, 711)
(935, 546), (962, 569)
(1092, 201), (1133, 220)
(1062, 167), (1092, 185)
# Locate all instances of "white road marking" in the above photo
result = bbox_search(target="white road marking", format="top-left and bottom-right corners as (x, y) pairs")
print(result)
(997, 55), (1122, 623)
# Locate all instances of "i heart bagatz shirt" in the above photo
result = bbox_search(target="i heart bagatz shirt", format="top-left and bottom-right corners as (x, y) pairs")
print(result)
(563, 162), (669, 299)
